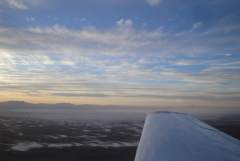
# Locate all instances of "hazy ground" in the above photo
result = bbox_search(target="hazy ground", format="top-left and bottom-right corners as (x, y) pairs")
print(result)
(0, 101), (239, 161)
(0, 116), (142, 161)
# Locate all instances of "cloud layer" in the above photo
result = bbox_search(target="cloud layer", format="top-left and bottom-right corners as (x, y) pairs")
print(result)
(0, 1), (240, 108)
(0, 16), (239, 107)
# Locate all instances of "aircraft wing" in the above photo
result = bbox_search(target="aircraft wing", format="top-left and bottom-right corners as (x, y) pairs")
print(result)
(134, 112), (240, 161)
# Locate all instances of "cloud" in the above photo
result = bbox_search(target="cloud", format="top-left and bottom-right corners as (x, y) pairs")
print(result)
(146, 0), (161, 6)
(26, 16), (35, 22)
(3, 0), (45, 10)
(5, 0), (28, 9)
(52, 91), (240, 101)
(1, 20), (235, 61)
(116, 18), (133, 28)
(190, 22), (203, 32)
(174, 60), (194, 66)
(53, 93), (109, 97)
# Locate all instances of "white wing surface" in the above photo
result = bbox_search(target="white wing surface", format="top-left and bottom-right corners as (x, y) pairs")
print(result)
(135, 112), (240, 161)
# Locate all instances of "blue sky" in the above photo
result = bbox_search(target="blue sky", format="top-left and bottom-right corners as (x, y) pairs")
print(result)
(0, 0), (240, 108)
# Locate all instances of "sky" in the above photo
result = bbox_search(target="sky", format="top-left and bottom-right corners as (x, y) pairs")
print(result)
(0, 0), (240, 108)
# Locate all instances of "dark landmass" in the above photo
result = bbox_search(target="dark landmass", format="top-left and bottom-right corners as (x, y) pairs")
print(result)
(0, 147), (137, 161)
(0, 116), (142, 161)
(0, 101), (239, 161)
(205, 114), (240, 140)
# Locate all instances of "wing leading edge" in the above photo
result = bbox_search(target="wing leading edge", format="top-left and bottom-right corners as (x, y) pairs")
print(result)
(134, 112), (240, 161)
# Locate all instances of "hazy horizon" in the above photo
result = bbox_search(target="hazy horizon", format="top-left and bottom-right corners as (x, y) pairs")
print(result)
(0, 100), (240, 118)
